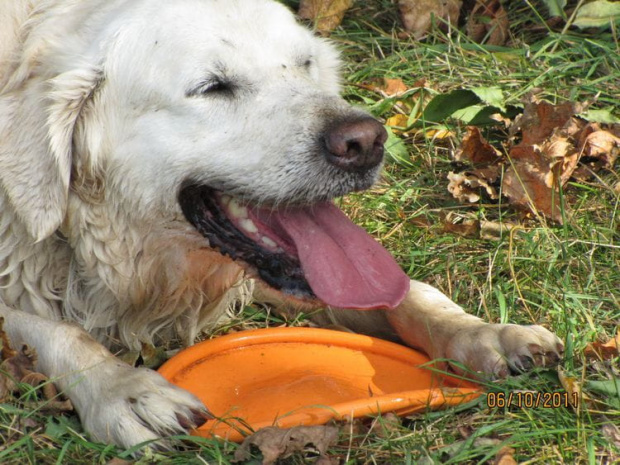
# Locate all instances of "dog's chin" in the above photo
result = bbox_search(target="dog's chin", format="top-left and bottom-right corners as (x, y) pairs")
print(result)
(178, 184), (317, 301)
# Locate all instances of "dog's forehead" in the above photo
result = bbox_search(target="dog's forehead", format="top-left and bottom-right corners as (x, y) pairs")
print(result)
(152, 0), (313, 60)
(110, 0), (320, 85)
(98, 0), (341, 104)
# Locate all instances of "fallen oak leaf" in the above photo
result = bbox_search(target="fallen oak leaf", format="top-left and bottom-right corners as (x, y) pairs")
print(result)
(480, 220), (519, 240)
(1, 348), (73, 412)
(581, 128), (620, 168)
(584, 329), (620, 361)
(441, 212), (480, 238)
(233, 424), (339, 465)
(493, 445), (518, 465)
(0, 347), (32, 401)
(510, 101), (579, 146)
(572, 124), (620, 181)
(298, 0), (353, 35)
(0, 316), (38, 401)
(383, 77), (409, 97)
(398, 0), (462, 39)
(21, 372), (73, 412)
(466, 0), (509, 46)
(558, 368), (584, 411)
(448, 100), (616, 222)
(545, 133), (580, 187)
(456, 126), (503, 165)
(503, 145), (567, 223)
(447, 168), (500, 203)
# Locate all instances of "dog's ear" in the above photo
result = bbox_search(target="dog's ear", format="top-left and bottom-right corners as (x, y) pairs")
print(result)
(0, 66), (102, 242)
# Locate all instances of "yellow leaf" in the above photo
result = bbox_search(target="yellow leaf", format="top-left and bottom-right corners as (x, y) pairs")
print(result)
(386, 114), (409, 129)
(558, 367), (583, 411)
(426, 128), (454, 139)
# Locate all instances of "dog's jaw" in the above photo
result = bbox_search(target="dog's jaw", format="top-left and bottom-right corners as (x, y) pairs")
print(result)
(179, 185), (316, 301)
(178, 184), (410, 310)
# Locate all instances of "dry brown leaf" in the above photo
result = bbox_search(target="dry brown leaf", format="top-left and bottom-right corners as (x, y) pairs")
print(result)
(466, 0), (509, 45)
(584, 329), (620, 361)
(494, 446), (518, 465)
(448, 101), (620, 223)
(383, 77), (409, 97)
(0, 317), (37, 401)
(456, 127), (503, 164)
(480, 220), (518, 240)
(0, 350), (30, 401)
(441, 212), (480, 237)
(511, 101), (578, 146)
(503, 146), (566, 223)
(233, 425), (339, 465)
(500, 103), (584, 223)
(398, 0), (462, 39)
(409, 216), (433, 228)
(447, 168), (500, 203)
(582, 129), (620, 169)
(298, 0), (353, 35)
(544, 135), (580, 187)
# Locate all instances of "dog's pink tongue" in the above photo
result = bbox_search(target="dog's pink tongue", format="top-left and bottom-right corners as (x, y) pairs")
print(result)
(267, 203), (409, 310)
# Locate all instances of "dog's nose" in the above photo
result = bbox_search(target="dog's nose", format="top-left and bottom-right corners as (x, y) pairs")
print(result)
(324, 117), (387, 172)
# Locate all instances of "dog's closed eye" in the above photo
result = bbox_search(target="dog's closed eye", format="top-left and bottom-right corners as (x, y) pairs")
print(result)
(187, 77), (234, 97)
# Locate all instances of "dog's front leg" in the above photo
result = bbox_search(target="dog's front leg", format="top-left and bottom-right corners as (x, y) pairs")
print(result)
(0, 305), (209, 449)
(385, 280), (564, 378)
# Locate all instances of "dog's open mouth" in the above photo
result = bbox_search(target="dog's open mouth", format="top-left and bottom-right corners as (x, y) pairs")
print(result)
(179, 185), (409, 310)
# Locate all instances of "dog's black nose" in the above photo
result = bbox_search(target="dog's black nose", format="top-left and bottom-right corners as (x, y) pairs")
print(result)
(324, 117), (387, 172)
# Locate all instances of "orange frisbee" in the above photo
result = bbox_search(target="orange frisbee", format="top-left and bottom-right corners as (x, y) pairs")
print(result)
(158, 327), (480, 442)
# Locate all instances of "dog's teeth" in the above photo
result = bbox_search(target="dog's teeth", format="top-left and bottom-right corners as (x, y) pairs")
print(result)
(228, 199), (248, 219)
(240, 218), (258, 234)
(261, 236), (277, 248)
(220, 195), (231, 206)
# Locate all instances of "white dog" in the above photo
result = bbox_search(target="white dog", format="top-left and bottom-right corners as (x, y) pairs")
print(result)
(0, 0), (563, 449)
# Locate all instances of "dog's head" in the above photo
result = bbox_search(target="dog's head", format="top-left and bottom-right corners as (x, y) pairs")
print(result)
(0, 0), (408, 315)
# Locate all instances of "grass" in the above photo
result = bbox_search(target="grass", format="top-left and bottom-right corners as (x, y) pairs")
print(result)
(1, 1), (619, 463)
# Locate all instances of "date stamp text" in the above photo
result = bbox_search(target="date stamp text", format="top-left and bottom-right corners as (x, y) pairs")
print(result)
(486, 391), (578, 409)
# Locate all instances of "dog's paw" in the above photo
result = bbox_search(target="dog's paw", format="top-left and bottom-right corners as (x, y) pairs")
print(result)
(445, 323), (564, 378)
(80, 363), (210, 449)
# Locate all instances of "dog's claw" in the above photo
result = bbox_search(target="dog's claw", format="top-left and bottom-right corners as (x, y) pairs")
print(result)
(515, 355), (534, 372)
(445, 323), (563, 378)
(177, 407), (212, 429)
